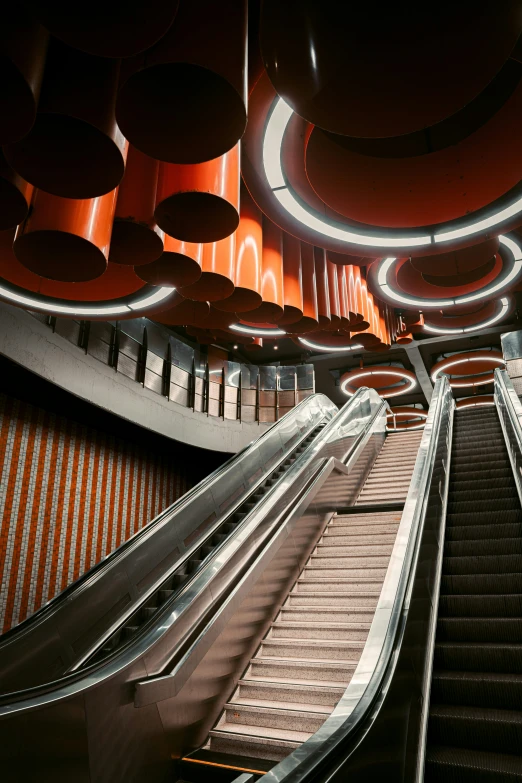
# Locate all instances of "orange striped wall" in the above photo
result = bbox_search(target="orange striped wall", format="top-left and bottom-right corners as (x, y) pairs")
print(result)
(0, 392), (191, 632)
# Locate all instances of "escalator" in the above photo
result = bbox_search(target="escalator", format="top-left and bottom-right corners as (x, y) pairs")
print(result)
(425, 404), (522, 782)
(220, 371), (521, 783)
(0, 387), (394, 782)
(9, 368), (518, 783)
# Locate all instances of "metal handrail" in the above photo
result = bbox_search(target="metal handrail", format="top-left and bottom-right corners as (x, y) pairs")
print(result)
(494, 368), (522, 506)
(257, 375), (454, 783)
(0, 391), (338, 648)
(0, 388), (382, 716)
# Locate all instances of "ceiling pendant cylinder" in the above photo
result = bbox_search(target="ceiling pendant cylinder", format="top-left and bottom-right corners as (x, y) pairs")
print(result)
(13, 187), (118, 282)
(135, 236), (202, 288)
(4, 40), (126, 199)
(154, 144), (240, 244)
(116, 0), (247, 164)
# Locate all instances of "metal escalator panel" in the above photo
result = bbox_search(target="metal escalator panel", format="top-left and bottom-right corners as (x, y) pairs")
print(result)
(0, 389), (387, 783)
(0, 386), (389, 783)
(224, 375), (453, 783)
(0, 392), (339, 694)
(424, 400), (522, 782)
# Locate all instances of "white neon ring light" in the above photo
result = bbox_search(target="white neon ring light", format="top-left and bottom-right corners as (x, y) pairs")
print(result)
(229, 323), (287, 337)
(431, 355), (505, 383)
(422, 297), (510, 335)
(298, 337), (363, 353)
(263, 98), (522, 249)
(340, 369), (417, 398)
(386, 410), (428, 419)
(0, 283), (175, 318)
(456, 397), (495, 409)
(374, 235), (522, 310)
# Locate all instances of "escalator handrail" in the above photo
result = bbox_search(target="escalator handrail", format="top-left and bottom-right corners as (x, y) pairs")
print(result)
(0, 391), (338, 647)
(494, 368), (522, 504)
(259, 376), (453, 783)
(0, 389), (381, 715)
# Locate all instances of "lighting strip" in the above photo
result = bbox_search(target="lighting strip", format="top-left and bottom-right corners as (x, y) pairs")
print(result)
(298, 337), (363, 353)
(423, 297), (510, 335)
(263, 97), (522, 249)
(0, 283), (175, 317)
(229, 323), (286, 337)
(434, 197), (522, 244)
(375, 235), (522, 310)
(457, 399), (495, 408)
(263, 98), (431, 249)
(431, 355), (505, 382)
(340, 369), (417, 398)
(386, 410), (428, 419)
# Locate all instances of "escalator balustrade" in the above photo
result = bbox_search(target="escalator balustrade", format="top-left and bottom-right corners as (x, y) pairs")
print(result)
(425, 405), (522, 782)
(86, 424), (328, 667)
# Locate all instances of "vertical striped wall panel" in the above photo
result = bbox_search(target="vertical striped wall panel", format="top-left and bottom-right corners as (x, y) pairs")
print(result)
(0, 393), (191, 632)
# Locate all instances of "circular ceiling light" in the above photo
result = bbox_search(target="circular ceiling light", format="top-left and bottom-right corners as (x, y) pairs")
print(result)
(386, 406), (428, 430)
(298, 337), (363, 353)
(340, 367), (417, 398)
(456, 394), (495, 409)
(422, 297), (510, 335)
(263, 98), (522, 251)
(0, 281), (176, 319)
(371, 235), (522, 310)
(431, 349), (505, 388)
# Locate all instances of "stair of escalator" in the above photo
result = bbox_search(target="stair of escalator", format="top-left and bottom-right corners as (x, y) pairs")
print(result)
(425, 407), (522, 782)
(85, 424), (328, 667)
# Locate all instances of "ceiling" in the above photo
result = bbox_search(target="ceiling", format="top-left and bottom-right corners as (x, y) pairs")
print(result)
(1, 1), (522, 414)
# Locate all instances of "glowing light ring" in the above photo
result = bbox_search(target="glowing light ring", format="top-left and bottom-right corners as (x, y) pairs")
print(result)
(386, 407), (428, 430)
(340, 368), (417, 398)
(431, 354), (505, 384)
(456, 395), (495, 409)
(263, 98), (522, 250)
(374, 235), (522, 310)
(0, 282), (175, 318)
(230, 323), (286, 337)
(298, 337), (363, 353)
(422, 297), (510, 335)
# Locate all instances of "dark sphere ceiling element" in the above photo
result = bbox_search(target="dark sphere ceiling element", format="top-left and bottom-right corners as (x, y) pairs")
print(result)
(25, 0), (179, 58)
(260, 2), (522, 137)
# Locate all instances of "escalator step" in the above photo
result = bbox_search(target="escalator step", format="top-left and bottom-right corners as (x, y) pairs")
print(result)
(439, 594), (522, 618)
(434, 642), (522, 674)
(444, 538), (522, 558)
(447, 498), (521, 515)
(440, 573), (522, 594)
(158, 589), (174, 603)
(431, 670), (522, 711)
(445, 509), (522, 527)
(425, 743), (522, 783)
(448, 477), (516, 494)
(437, 618), (522, 644)
(445, 523), (522, 542)
(442, 554), (522, 576)
(428, 703), (522, 756)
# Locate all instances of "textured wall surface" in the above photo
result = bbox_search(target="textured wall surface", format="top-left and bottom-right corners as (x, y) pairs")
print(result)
(0, 392), (192, 632)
